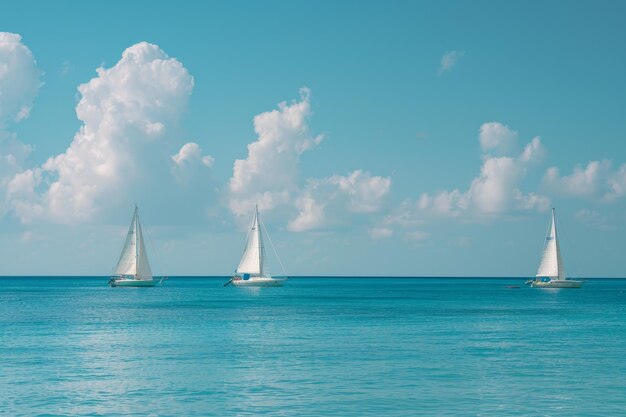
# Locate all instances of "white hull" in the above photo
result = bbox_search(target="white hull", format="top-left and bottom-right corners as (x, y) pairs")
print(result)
(231, 277), (285, 287)
(110, 278), (156, 287)
(530, 279), (583, 288)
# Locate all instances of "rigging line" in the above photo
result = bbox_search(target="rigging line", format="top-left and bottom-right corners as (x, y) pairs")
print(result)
(553, 208), (581, 278)
(259, 218), (287, 276)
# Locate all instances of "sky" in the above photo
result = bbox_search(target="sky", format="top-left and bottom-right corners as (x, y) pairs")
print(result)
(0, 1), (625, 277)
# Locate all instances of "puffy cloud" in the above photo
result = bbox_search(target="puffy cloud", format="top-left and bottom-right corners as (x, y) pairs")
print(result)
(520, 136), (545, 163)
(7, 42), (194, 223)
(228, 89), (390, 233)
(172, 142), (214, 168)
(542, 159), (626, 201)
(418, 122), (549, 218)
(438, 50), (465, 75)
(288, 170), (391, 232)
(479, 122), (518, 155)
(288, 194), (326, 232)
(228, 87), (323, 217)
(0, 33), (42, 201)
(327, 170), (391, 214)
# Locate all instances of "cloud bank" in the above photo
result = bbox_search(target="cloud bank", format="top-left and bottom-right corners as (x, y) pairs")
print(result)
(7, 42), (195, 223)
(288, 170), (391, 232)
(228, 88), (391, 232)
(543, 160), (626, 201)
(417, 122), (549, 218)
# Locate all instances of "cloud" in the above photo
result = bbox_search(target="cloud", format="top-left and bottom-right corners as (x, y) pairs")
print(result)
(368, 227), (393, 239)
(0, 33), (42, 214)
(7, 42), (194, 223)
(542, 159), (626, 201)
(228, 89), (391, 233)
(170, 142), (214, 187)
(479, 122), (518, 155)
(438, 50), (465, 75)
(172, 142), (214, 168)
(288, 170), (392, 232)
(228, 87), (323, 217)
(417, 122), (549, 218)
(382, 200), (425, 228)
(0, 32), (42, 128)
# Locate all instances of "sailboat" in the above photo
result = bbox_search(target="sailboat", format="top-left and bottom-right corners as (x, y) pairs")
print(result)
(109, 206), (162, 287)
(227, 206), (286, 287)
(526, 208), (583, 288)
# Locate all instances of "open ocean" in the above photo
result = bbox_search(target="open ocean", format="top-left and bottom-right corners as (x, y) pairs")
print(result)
(2, 277), (626, 416)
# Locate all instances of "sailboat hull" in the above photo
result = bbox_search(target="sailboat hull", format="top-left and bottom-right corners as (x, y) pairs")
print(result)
(110, 279), (156, 287)
(530, 279), (583, 288)
(231, 277), (285, 287)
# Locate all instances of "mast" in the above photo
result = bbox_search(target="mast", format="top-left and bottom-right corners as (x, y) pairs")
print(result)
(256, 205), (265, 277)
(134, 206), (153, 280)
(134, 205), (139, 278)
(553, 208), (565, 280)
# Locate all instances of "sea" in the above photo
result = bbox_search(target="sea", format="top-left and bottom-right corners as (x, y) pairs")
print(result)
(1, 277), (626, 416)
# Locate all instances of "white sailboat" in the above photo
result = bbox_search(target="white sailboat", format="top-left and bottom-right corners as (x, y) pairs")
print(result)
(109, 206), (163, 287)
(527, 208), (583, 288)
(227, 206), (286, 287)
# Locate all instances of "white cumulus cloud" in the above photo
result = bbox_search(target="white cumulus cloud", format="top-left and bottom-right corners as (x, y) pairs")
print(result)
(228, 87), (323, 217)
(479, 122), (518, 155)
(172, 142), (214, 168)
(543, 159), (626, 201)
(7, 42), (194, 223)
(228, 89), (391, 233)
(417, 122), (549, 218)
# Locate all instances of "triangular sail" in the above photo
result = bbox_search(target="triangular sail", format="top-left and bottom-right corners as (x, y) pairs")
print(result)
(536, 208), (565, 280)
(236, 207), (269, 277)
(114, 209), (138, 276)
(114, 206), (153, 280)
(135, 217), (153, 280)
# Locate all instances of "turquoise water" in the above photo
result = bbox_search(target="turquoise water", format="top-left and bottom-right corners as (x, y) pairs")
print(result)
(2, 277), (626, 416)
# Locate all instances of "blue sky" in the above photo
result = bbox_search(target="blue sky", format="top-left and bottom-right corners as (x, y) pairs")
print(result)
(1, 1), (625, 277)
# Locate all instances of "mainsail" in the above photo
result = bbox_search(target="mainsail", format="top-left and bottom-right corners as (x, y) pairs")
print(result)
(236, 206), (268, 277)
(536, 208), (565, 280)
(114, 206), (153, 280)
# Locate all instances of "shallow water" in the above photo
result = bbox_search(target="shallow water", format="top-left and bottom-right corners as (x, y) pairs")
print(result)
(2, 277), (626, 416)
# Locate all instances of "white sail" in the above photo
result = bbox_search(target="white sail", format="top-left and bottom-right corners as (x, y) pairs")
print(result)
(135, 217), (153, 280)
(536, 208), (565, 280)
(114, 209), (138, 276)
(236, 207), (268, 277)
(114, 206), (153, 280)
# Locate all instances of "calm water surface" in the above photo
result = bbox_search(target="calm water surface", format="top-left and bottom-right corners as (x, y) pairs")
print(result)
(1, 277), (626, 416)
